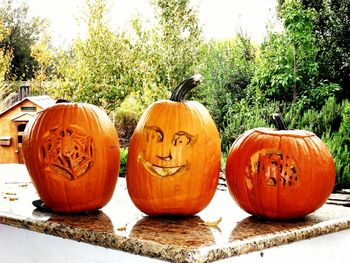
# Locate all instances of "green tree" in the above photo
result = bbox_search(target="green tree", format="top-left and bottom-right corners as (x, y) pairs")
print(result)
(0, 0), (47, 80)
(51, 0), (203, 114)
(250, 0), (339, 107)
(250, 0), (319, 103)
(0, 17), (16, 112)
(151, 0), (202, 90)
(51, 0), (133, 112)
(30, 31), (55, 94)
(280, 0), (319, 102)
(125, 0), (203, 108)
(0, 17), (11, 82)
(278, 0), (350, 99)
(249, 32), (293, 103)
(197, 34), (257, 129)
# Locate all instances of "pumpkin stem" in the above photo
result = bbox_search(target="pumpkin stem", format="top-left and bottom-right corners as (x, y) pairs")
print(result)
(56, 98), (71, 104)
(271, 113), (289, 130)
(170, 74), (203, 102)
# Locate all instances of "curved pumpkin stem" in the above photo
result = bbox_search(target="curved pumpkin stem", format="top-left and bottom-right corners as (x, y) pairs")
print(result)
(271, 113), (288, 130)
(56, 98), (71, 104)
(170, 74), (203, 102)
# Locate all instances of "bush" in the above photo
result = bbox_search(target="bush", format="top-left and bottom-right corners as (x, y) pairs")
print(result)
(196, 35), (256, 131)
(283, 97), (342, 136)
(115, 108), (139, 140)
(0, 81), (20, 112)
(322, 100), (350, 189)
(322, 131), (350, 190)
(221, 100), (279, 154)
(282, 98), (349, 190)
(114, 96), (142, 147)
(119, 148), (128, 177)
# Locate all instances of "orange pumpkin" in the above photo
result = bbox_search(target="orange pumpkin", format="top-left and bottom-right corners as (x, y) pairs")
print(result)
(226, 114), (336, 219)
(126, 74), (221, 216)
(22, 101), (120, 213)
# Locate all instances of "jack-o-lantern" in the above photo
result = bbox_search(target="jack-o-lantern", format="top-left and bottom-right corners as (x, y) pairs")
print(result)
(126, 74), (221, 216)
(226, 114), (336, 219)
(22, 101), (120, 213)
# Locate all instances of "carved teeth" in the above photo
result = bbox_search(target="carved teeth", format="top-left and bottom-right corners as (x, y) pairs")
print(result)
(138, 152), (188, 177)
(152, 165), (181, 177)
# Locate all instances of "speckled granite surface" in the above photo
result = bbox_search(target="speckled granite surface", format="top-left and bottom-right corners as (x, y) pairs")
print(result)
(1, 165), (350, 263)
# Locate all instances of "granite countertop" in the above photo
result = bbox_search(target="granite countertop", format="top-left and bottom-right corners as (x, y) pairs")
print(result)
(1, 164), (350, 263)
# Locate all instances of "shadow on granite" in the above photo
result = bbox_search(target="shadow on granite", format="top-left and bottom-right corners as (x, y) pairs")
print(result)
(130, 216), (215, 248)
(32, 209), (115, 234)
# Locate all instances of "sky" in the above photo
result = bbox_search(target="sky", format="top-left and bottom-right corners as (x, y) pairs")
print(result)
(26, 0), (281, 48)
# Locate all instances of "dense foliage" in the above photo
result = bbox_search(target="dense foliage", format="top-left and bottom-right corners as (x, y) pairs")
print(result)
(0, 0), (46, 80)
(197, 35), (256, 130)
(1, 0), (350, 189)
(0, 17), (14, 111)
(278, 0), (350, 99)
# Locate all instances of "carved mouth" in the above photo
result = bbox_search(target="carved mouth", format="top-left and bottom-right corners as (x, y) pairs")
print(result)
(138, 154), (189, 177)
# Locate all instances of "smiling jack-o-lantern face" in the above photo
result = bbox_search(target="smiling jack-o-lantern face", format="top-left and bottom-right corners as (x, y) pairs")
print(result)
(126, 75), (221, 216)
(139, 125), (197, 177)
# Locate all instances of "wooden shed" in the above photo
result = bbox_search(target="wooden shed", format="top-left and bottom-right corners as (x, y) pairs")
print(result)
(0, 96), (55, 164)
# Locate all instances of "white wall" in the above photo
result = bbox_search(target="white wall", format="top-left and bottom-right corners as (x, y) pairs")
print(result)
(0, 224), (164, 263)
(1, 223), (350, 263)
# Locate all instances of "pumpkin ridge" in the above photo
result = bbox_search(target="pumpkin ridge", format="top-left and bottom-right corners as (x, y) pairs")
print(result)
(253, 128), (315, 138)
(303, 136), (316, 216)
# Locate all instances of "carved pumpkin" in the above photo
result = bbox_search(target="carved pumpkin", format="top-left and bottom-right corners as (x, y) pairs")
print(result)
(226, 114), (336, 219)
(22, 101), (120, 213)
(126, 74), (221, 216)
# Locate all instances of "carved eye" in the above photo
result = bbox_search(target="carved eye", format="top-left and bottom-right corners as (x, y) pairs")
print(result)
(173, 132), (192, 146)
(146, 126), (163, 143)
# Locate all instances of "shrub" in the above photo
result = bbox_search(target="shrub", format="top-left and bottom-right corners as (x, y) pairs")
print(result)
(283, 97), (342, 137)
(119, 148), (128, 177)
(322, 100), (350, 189)
(283, 97), (348, 189)
(322, 131), (350, 190)
(115, 108), (139, 141)
(114, 95), (142, 147)
(0, 81), (20, 112)
(197, 35), (256, 131)
(221, 100), (279, 154)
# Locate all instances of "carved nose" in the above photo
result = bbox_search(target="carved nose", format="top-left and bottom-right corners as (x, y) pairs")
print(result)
(157, 153), (172, 161)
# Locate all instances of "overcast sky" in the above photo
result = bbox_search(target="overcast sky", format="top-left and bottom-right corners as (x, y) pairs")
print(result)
(26, 0), (281, 47)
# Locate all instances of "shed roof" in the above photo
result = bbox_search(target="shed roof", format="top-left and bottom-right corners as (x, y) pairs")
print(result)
(25, 95), (56, 109)
(0, 95), (55, 118)
(11, 113), (36, 122)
